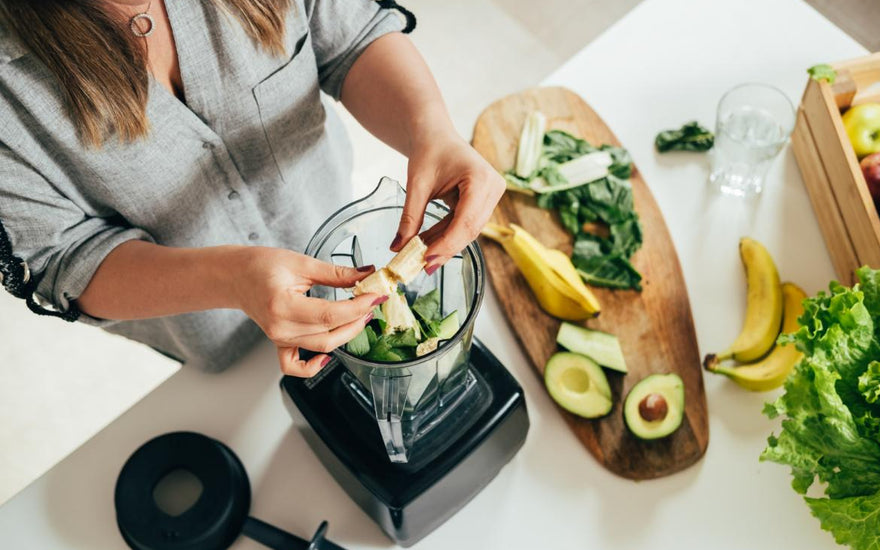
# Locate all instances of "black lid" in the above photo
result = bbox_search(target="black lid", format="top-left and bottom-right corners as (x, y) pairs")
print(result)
(114, 432), (250, 550)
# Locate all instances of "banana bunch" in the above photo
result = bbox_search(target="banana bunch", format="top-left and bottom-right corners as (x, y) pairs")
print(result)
(703, 237), (806, 392)
(481, 223), (600, 320)
(353, 236), (427, 297)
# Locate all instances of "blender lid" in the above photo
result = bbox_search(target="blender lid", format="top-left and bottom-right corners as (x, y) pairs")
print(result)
(114, 431), (347, 550)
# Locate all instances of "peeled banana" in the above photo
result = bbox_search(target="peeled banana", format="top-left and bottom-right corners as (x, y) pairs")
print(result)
(353, 236), (427, 297)
(706, 237), (782, 365)
(481, 223), (600, 320)
(706, 283), (806, 391)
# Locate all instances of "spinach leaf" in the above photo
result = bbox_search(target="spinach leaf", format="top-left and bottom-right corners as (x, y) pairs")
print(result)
(346, 325), (373, 356)
(384, 328), (419, 348)
(411, 288), (441, 322)
(574, 253), (643, 290)
(366, 336), (403, 362)
(654, 121), (714, 152)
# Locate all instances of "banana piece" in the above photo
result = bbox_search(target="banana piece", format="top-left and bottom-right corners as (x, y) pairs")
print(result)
(416, 337), (439, 357)
(481, 223), (600, 320)
(352, 267), (398, 296)
(706, 237), (783, 364)
(353, 236), (426, 297)
(386, 236), (427, 282)
(381, 292), (422, 338)
(705, 283), (806, 391)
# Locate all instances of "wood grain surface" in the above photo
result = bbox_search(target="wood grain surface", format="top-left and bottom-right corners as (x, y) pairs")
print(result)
(472, 87), (708, 480)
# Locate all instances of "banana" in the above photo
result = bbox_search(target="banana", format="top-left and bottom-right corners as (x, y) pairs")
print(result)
(705, 237), (782, 365)
(386, 236), (428, 282)
(353, 236), (426, 297)
(481, 223), (600, 320)
(705, 283), (806, 391)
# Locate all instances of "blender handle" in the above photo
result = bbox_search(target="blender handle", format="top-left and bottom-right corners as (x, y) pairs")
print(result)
(242, 518), (347, 550)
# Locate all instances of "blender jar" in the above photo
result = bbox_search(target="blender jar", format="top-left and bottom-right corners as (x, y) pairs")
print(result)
(305, 177), (486, 463)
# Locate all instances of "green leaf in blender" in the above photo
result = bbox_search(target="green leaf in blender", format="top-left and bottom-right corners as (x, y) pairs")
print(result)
(346, 325), (374, 357)
(411, 288), (441, 322)
(384, 328), (420, 348)
(372, 305), (387, 332)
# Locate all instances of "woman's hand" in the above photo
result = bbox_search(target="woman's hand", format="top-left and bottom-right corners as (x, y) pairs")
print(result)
(392, 132), (505, 273)
(230, 247), (384, 377)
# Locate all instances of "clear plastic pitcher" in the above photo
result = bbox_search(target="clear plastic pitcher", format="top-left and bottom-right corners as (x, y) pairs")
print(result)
(304, 177), (486, 463)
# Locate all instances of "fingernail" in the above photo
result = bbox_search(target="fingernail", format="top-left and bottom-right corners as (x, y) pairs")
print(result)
(425, 255), (440, 264)
(390, 233), (403, 250)
(371, 295), (389, 306)
(319, 355), (332, 368)
(356, 264), (375, 273)
(364, 312), (374, 323)
(425, 263), (440, 276)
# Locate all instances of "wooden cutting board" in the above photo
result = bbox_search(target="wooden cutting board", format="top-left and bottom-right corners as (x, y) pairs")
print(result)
(472, 87), (708, 480)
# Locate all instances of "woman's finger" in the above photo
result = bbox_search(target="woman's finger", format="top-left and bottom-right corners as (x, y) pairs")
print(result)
(393, 176), (431, 251)
(300, 256), (376, 288)
(424, 189), (491, 267)
(418, 215), (453, 247)
(284, 293), (384, 331)
(294, 312), (374, 354)
(277, 346), (330, 378)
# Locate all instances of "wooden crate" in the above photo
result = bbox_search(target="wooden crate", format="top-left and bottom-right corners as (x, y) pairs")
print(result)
(792, 52), (880, 285)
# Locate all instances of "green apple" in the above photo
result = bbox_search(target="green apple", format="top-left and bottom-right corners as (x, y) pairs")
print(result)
(842, 103), (880, 158)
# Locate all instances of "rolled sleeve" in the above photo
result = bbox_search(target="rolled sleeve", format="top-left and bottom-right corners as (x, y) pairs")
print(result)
(0, 146), (153, 325)
(306, 0), (405, 99)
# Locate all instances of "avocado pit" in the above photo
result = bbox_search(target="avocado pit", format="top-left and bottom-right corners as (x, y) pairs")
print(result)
(638, 393), (668, 422)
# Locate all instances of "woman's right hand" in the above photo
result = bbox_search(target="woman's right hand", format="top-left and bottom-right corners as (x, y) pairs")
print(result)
(230, 247), (384, 377)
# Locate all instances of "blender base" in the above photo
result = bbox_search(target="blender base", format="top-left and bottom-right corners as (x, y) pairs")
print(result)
(280, 338), (530, 547)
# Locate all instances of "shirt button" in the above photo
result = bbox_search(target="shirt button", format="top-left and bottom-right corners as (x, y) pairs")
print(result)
(228, 190), (239, 200)
(248, 232), (259, 241)
(202, 141), (215, 149)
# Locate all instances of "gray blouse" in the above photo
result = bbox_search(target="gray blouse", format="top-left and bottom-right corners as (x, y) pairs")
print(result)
(0, 1), (404, 370)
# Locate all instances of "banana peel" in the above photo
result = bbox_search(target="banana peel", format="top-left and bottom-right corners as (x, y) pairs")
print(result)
(481, 223), (600, 320)
(705, 282), (806, 391)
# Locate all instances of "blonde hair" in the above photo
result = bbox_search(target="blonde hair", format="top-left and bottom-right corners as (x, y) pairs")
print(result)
(0, 0), (291, 147)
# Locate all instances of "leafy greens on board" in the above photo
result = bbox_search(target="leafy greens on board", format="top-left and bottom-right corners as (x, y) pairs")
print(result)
(761, 267), (880, 550)
(654, 121), (714, 153)
(506, 129), (643, 290)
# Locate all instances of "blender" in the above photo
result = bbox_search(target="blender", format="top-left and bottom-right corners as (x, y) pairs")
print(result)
(280, 177), (530, 547)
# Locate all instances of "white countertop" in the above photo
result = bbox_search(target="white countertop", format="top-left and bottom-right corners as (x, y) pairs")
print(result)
(0, 0), (869, 548)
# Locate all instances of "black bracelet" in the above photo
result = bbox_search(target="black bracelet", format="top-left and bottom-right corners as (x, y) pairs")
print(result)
(0, 217), (79, 321)
(376, 0), (416, 33)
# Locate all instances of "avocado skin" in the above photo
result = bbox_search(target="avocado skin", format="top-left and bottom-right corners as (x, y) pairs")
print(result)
(623, 373), (685, 440)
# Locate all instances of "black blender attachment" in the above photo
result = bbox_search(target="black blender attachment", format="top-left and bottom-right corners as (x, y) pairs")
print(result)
(114, 432), (346, 550)
(281, 178), (530, 546)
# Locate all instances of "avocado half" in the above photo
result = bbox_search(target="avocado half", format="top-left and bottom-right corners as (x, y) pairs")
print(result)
(544, 352), (612, 418)
(623, 373), (685, 440)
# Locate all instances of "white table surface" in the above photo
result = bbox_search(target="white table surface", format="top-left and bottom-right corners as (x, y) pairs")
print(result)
(0, 0), (869, 548)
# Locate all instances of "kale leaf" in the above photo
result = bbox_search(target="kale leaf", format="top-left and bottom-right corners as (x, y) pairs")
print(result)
(654, 121), (714, 153)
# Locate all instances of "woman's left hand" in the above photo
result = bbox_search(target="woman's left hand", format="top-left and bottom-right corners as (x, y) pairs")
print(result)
(392, 132), (505, 273)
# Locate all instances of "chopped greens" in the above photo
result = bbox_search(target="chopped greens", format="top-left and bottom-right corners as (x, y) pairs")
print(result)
(807, 63), (836, 84)
(511, 126), (643, 290)
(346, 288), (459, 362)
(654, 121), (714, 153)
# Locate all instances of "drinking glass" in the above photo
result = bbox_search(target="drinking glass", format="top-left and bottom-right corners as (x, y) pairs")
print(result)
(709, 83), (795, 197)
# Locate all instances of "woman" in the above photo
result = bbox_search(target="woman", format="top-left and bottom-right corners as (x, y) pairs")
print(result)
(0, 0), (504, 375)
